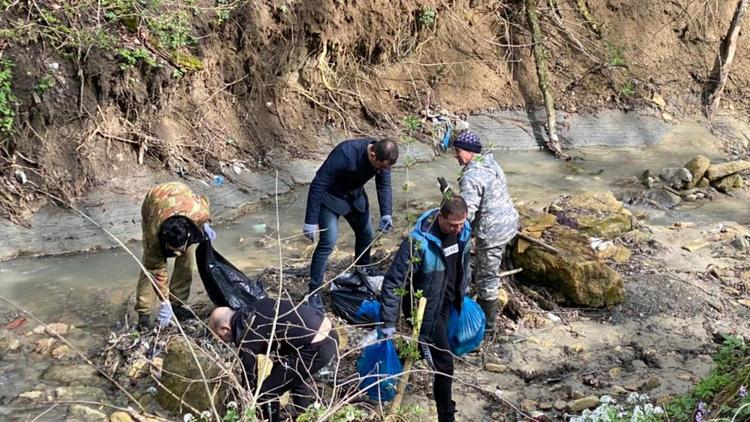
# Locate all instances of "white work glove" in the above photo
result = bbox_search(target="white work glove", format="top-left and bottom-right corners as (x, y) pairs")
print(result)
(379, 215), (393, 232)
(203, 222), (217, 241)
(379, 326), (396, 339)
(303, 223), (318, 242)
(157, 302), (173, 328)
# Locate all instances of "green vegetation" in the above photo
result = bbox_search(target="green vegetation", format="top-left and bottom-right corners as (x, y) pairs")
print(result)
(620, 80), (635, 97)
(418, 6), (437, 28)
(35, 74), (56, 94)
(606, 42), (626, 67)
(117, 47), (160, 69)
(0, 0), (240, 74)
(666, 335), (750, 421)
(0, 60), (16, 134)
(297, 403), (365, 422)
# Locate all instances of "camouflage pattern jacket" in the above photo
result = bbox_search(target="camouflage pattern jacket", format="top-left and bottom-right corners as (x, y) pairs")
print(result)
(459, 153), (519, 247)
(141, 182), (210, 286)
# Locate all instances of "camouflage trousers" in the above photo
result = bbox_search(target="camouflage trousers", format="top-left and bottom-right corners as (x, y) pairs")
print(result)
(473, 238), (511, 301)
(135, 245), (195, 315)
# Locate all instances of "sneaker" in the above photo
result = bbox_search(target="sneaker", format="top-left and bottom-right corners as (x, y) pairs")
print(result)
(136, 315), (151, 331)
(173, 305), (195, 322)
(307, 293), (324, 312)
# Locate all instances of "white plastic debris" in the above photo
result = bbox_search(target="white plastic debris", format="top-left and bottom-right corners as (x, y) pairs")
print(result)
(358, 329), (378, 349)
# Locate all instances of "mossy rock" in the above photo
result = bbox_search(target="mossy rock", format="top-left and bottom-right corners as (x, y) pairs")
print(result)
(156, 337), (228, 415)
(514, 208), (625, 308)
(171, 51), (203, 71)
(684, 155), (710, 189)
(552, 191), (634, 239)
(713, 173), (743, 193)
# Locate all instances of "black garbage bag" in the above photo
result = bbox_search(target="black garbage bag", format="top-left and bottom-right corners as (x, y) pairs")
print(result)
(330, 269), (381, 325)
(196, 240), (267, 309)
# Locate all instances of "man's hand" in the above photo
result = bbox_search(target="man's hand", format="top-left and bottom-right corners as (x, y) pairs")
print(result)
(157, 302), (173, 328)
(379, 326), (396, 339)
(303, 224), (318, 242)
(379, 215), (393, 232)
(203, 222), (217, 241)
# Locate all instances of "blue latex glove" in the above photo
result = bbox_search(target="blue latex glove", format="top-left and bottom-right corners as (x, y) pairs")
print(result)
(303, 223), (318, 242)
(203, 222), (217, 241)
(379, 326), (396, 339)
(157, 302), (173, 328)
(379, 215), (393, 232)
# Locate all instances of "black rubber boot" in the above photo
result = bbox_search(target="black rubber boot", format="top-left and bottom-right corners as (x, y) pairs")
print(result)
(437, 400), (457, 422)
(136, 314), (151, 331)
(261, 401), (280, 422)
(172, 305), (195, 322)
(477, 299), (497, 335)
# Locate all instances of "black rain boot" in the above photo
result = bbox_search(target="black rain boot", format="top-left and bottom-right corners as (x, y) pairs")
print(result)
(477, 299), (497, 336)
(437, 400), (457, 422)
(136, 314), (151, 331)
(261, 401), (280, 422)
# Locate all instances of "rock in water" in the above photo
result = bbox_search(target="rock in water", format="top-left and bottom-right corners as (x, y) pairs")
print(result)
(684, 155), (710, 188)
(659, 167), (692, 189)
(156, 337), (227, 415)
(714, 173), (743, 193)
(706, 160), (750, 181)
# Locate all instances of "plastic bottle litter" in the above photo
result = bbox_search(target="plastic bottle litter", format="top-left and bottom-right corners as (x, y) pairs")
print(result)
(212, 175), (225, 187)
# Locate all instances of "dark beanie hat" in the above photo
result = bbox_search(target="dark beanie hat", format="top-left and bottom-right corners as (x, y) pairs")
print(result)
(454, 131), (482, 153)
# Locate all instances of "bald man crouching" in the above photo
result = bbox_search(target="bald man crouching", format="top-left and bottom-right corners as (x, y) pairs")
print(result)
(209, 298), (338, 422)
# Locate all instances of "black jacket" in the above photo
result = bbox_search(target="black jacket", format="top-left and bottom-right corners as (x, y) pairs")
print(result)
(304, 138), (392, 224)
(380, 209), (472, 343)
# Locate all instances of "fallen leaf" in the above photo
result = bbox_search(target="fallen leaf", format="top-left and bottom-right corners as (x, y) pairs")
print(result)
(5, 317), (26, 330)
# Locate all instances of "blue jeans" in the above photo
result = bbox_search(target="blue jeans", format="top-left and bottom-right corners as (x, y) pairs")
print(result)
(309, 205), (374, 291)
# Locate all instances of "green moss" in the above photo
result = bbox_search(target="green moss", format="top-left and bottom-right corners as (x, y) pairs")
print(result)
(170, 51), (203, 71)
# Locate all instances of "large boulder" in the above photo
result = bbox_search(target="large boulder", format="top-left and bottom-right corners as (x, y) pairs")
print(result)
(549, 191), (635, 239)
(156, 337), (228, 415)
(513, 207), (625, 308)
(706, 160), (750, 181)
(684, 155), (711, 189)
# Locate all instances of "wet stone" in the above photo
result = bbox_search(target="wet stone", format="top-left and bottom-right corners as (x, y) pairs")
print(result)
(567, 396), (600, 412)
(521, 399), (538, 412)
(110, 412), (136, 422)
(55, 386), (107, 402)
(641, 376), (661, 390)
(67, 404), (107, 421)
(43, 364), (100, 385)
(684, 155), (711, 188)
(554, 400), (567, 411)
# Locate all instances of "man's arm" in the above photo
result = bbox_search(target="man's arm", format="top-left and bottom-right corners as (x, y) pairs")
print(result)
(459, 173), (483, 224)
(304, 151), (346, 225)
(375, 169), (393, 218)
(380, 238), (419, 328)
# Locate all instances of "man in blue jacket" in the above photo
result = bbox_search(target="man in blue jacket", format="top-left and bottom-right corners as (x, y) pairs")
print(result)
(303, 138), (399, 311)
(379, 196), (471, 422)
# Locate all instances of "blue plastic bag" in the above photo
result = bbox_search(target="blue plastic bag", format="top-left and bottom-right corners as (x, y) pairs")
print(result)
(355, 299), (381, 323)
(356, 338), (403, 402)
(447, 296), (486, 356)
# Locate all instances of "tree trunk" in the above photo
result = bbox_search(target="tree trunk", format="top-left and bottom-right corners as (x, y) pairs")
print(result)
(573, 0), (601, 37)
(705, 0), (748, 117)
(525, 0), (569, 160)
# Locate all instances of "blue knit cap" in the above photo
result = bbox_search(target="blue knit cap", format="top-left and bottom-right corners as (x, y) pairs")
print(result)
(454, 131), (482, 153)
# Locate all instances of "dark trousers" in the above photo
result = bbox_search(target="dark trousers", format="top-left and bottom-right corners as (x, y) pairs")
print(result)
(421, 303), (456, 422)
(259, 332), (338, 421)
(309, 205), (374, 291)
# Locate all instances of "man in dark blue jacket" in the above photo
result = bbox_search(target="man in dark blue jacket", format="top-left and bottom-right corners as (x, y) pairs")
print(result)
(303, 138), (399, 310)
(379, 196), (471, 422)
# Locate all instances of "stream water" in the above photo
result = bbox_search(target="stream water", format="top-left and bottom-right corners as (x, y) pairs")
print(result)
(0, 114), (749, 418)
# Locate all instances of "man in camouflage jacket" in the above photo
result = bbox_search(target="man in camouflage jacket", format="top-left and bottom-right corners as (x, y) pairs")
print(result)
(441, 131), (519, 334)
(136, 182), (214, 329)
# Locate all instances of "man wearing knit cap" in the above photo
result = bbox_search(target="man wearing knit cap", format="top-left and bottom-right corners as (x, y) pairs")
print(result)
(440, 131), (519, 335)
